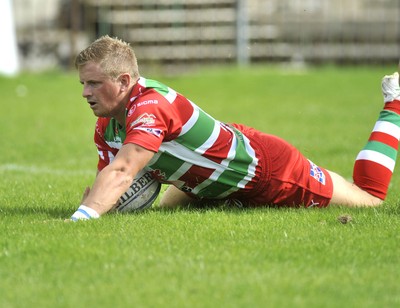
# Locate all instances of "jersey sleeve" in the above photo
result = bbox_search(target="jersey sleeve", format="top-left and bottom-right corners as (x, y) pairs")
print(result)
(124, 91), (182, 152)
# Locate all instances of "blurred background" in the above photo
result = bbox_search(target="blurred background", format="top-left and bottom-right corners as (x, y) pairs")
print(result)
(4, 0), (400, 75)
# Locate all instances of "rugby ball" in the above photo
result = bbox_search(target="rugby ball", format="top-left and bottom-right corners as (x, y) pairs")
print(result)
(114, 170), (161, 213)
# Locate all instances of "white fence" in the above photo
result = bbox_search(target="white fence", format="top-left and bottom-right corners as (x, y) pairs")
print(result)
(12, 0), (400, 72)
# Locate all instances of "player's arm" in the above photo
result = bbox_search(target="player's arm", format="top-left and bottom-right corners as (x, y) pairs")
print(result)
(71, 143), (154, 220)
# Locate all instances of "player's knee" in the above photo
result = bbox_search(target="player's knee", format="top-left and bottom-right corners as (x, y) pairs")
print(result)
(328, 170), (384, 207)
(159, 185), (194, 208)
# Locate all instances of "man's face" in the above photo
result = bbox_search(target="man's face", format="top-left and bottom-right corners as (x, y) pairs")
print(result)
(78, 61), (124, 118)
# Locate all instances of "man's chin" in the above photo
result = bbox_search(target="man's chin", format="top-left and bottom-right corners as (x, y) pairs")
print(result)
(91, 108), (104, 117)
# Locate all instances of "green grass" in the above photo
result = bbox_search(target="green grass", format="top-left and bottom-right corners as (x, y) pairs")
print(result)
(1, 65), (400, 307)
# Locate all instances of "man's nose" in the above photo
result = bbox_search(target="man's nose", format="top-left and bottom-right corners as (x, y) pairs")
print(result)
(82, 85), (91, 98)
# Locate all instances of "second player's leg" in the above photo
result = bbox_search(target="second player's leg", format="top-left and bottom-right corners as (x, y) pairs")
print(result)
(159, 185), (195, 208)
(330, 72), (400, 207)
(328, 170), (382, 207)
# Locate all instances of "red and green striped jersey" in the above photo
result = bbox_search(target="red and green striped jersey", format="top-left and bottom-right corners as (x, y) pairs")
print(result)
(94, 77), (259, 199)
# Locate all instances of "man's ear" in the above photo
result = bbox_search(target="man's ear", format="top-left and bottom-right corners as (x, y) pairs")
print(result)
(118, 73), (131, 91)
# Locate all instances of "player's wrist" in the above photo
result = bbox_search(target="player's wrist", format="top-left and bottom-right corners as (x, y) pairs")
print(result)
(71, 205), (100, 221)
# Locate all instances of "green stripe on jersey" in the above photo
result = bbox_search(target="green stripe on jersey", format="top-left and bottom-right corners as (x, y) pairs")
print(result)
(197, 181), (237, 198)
(379, 110), (400, 126)
(226, 130), (254, 175)
(197, 130), (254, 196)
(175, 109), (215, 150)
(363, 141), (397, 160)
(144, 79), (169, 96)
(147, 151), (186, 179)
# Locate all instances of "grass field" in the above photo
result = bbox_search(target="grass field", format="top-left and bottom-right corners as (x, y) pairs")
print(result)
(1, 65), (400, 307)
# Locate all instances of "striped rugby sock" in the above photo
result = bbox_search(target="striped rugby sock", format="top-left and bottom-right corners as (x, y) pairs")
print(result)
(353, 107), (400, 199)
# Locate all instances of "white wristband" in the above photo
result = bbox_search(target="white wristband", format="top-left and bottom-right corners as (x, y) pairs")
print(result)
(71, 205), (100, 221)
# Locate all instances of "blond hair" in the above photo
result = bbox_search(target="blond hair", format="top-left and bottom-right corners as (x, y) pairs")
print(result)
(75, 35), (140, 81)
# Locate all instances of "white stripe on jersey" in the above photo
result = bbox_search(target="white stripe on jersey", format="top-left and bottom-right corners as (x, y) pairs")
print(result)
(138, 77), (146, 87)
(158, 140), (232, 174)
(373, 120), (400, 140)
(165, 88), (177, 103)
(97, 150), (104, 161)
(180, 106), (199, 136)
(169, 162), (193, 181)
(105, 141), (123, 149)
(195, 120), (221, 155)
(191, 128), (239, 195)
(217, 132), (258, 199)
(356, 149), (395, 172)
(138, 77), (177, 103)
(98, 150), (115, 164)
(242, 133), (258, 182)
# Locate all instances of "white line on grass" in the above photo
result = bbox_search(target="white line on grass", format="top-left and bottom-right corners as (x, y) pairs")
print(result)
(0, 164), (94, 176)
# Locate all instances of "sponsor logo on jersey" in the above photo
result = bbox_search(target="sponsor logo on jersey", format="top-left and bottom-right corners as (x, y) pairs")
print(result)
(137, 99), (159, 107)
(127, 105), (137, 117)
(308, 160), (326, 185)
(130, 113), (156, 127)
(133, 127), (163, 137)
